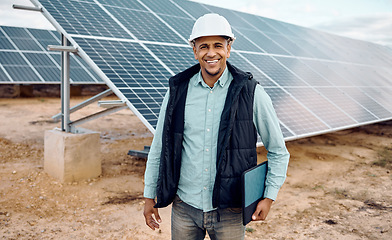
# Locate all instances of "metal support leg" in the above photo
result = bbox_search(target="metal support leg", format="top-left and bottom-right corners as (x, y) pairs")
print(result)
(61, 34), (71, 132)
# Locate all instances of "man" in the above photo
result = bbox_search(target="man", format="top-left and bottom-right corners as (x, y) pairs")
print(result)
(143, 13), (289, 240)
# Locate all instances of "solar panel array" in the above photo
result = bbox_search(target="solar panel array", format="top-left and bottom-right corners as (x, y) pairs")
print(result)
(0, 25), (101, 84)
(31, 0), (392, 141)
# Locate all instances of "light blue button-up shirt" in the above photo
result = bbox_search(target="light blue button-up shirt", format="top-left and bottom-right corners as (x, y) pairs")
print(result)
(144, 66), (289, 212)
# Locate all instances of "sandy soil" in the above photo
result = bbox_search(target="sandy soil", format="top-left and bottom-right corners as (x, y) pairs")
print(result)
(0, 97), (391, 240)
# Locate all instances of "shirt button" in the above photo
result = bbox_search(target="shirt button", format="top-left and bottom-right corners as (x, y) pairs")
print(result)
(205, 168), (208, 172)
(206, 148), (209, 152)
(207, 128), (210, 132)
(208, 109), (211, 112)
(204, 187), (207, 190)
(210, 90), (213, 94)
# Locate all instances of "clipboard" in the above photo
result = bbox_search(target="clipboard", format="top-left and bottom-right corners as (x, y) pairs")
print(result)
(241, 161), (268, 225)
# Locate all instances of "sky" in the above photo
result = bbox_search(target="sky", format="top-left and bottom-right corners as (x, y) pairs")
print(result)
(1, 0), (392, 47)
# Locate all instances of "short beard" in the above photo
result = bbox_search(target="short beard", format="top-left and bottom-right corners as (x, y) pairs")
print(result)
(205, 68), (221, 77)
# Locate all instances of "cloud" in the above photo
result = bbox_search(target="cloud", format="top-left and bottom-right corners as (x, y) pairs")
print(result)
(238, 4), (278, 19)
(314, 13), (392, 47)
(0, 10), (54, 30)
(0, 0), (54, 30)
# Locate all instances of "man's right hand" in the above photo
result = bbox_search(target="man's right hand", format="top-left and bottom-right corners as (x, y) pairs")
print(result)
(143, 198), (162, 230)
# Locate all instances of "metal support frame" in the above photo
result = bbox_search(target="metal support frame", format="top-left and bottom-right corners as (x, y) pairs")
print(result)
(48, 45), (78, 53)
(12, 4), (42, 12)
(128, 146), (150, 159)
(52, 88), (113, 121)
(28, 0), (147, 158)
(98, 100), (126, 108)
(69, 106), (128, 131)
(48, 36), (125, 133)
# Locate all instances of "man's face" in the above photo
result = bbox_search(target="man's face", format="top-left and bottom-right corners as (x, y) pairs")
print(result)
(193, 36), (231, 82)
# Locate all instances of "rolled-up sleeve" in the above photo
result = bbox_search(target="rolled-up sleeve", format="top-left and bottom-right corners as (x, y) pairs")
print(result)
(143, 90), (170, 199)
(253, 84), (290, 201)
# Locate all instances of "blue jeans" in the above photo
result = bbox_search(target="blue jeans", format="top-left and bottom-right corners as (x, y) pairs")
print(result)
(171, 196), (245, 240)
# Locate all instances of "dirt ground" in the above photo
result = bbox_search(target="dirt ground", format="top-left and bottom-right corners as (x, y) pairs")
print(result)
(0, 97), (391, 240)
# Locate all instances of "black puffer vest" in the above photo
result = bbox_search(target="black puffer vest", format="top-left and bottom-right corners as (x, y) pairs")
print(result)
(155, 62), (258, 209)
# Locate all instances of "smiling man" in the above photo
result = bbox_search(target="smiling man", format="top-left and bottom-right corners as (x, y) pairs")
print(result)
(143, 13), (290, 240)
(193, 35), (231, 87)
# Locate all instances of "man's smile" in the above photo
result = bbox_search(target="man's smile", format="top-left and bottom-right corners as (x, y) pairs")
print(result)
(206, 59), (219, 64)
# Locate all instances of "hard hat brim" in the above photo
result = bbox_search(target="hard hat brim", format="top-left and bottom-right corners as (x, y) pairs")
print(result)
(188, 35), (236, 47)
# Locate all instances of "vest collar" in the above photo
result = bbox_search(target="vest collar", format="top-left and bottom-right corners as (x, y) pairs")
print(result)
(193, 66), (232, 88)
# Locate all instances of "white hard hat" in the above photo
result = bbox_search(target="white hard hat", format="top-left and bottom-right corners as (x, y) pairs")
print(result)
(188, 13), (235, 46)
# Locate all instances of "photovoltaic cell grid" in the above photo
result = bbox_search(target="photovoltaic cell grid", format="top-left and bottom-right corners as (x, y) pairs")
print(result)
(0, 25), (101, 84)
(31, 0), (392, 141)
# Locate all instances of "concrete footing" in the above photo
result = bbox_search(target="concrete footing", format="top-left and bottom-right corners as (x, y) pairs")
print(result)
(44, 128), (101, 182)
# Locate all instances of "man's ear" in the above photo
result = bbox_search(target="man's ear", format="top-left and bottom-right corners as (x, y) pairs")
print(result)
(193, 45), (198, 60)
(227, 42), (232, 58)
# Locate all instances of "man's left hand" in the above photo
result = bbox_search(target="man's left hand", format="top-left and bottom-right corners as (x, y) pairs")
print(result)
(251, 198), (273, 221)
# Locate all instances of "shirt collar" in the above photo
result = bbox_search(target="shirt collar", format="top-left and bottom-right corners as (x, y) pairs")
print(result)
(193, 66), (231, 88)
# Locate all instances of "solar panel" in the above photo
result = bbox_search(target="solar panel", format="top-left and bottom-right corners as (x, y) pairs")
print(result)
(228, 52), (277, 87)
(315, 87), (377, 123)
(264, 87), (328, 135)
(0, 25), (102, 84)
(30, 0), (392, 141)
